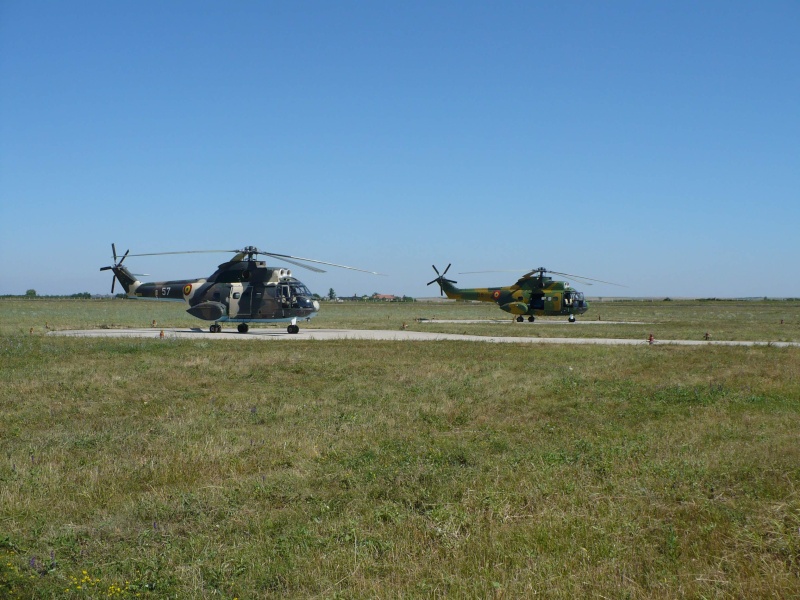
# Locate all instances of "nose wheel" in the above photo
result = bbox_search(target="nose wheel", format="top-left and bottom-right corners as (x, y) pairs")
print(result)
(237, 323), (249, 333)
(568, 315), (576, 323)
(210, 323), (222, 333)
(287, 324), (300, 334)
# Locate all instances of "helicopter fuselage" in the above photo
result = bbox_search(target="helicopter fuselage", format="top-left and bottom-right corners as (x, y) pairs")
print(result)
(109, 259), (319, 329)
(438, 276), (588, 320)
(101, 244), (381, 334)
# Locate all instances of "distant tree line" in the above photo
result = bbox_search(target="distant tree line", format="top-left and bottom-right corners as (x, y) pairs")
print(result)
(2, 290), (94, 299)
(318, 289), (415, 302)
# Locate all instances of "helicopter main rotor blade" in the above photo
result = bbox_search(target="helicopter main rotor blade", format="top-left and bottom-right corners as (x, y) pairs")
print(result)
(544, 271), (626, 287)
(127, 249), (236, 257)
(266, 255), (327, 273)
(263, 252), (383, 275)
(521, 269), (546, 279)
(459, 269), (525, 274)
(462, 267), (625, 288)
(122, 247), (382, 275)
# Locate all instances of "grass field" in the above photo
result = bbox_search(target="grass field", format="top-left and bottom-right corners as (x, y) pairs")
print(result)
(2, 298), (799, 598)
(4, 297), (800, 342)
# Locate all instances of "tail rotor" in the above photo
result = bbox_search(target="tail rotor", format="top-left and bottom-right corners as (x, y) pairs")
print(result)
(100, 243), (130, 294)
(427, 264), (457, 296)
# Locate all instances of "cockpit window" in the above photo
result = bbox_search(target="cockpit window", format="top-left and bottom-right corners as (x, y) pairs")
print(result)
(291, 284), (311, 297)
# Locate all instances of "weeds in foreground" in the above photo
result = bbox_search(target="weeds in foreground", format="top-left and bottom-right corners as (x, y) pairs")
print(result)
(1, 319), (799, 597)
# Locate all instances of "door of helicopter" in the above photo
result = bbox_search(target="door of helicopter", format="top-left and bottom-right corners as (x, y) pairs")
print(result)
(553, 293), (561, 311)
(226, 283), (249, 318)
(279, 283), (292, 316)
(236, 283), (255, 318)
(530, 293), (545, 311)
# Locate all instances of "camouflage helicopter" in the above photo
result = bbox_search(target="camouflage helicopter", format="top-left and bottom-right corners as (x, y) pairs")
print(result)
(101, 244), (379, 333)
(427, 264), (619, 322)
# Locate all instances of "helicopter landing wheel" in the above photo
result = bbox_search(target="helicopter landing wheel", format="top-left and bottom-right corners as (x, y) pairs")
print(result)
(516, 316), (524, 323)
(528, 316), (535, 322)
(210, 323), (221, 333)
(237, 323), (249, 333)
(287, 324), (300, 334)
(568, 315), (576, 323)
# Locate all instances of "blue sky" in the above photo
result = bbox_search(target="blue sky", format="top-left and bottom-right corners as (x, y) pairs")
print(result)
(1, 1), (798, 298)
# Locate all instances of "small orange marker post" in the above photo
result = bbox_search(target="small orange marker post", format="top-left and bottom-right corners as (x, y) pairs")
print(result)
(648, 333), (654, 345)
(160, 330), (165, 339)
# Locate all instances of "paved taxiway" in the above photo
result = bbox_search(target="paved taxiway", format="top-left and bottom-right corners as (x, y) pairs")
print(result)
(416, 319), (651, 325)
(49, 328), (800, 347)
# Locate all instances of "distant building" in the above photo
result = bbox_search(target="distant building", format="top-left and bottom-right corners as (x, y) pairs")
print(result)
(338, 294), (404, 302)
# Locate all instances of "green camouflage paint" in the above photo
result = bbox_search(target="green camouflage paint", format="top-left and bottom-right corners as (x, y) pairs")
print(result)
(430, 269), (589, 320)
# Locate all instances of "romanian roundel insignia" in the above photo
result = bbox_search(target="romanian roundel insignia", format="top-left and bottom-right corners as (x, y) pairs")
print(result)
(492, 290), (501, 299)
(183, 284), (192, 296)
